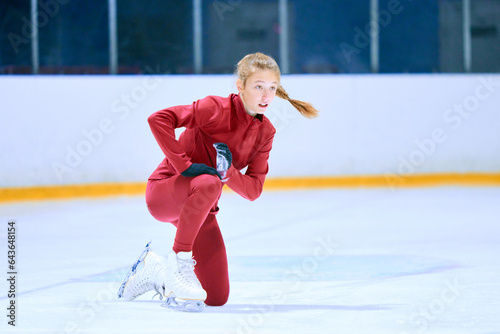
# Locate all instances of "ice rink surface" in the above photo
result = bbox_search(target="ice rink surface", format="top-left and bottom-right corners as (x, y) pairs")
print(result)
(1, 186), (500, 334)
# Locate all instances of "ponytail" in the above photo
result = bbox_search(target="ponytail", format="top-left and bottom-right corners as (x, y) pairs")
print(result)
(277, 86), (319, 119)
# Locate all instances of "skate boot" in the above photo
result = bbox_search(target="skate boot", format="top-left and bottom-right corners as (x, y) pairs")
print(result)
(161, 250), (207, 312)
(117, 241), (168, 301)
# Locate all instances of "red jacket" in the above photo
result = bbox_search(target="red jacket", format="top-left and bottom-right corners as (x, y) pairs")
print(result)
(148, 94), (276, 201)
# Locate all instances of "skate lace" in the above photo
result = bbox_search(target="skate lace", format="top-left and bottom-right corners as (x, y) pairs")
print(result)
(151, 289), (164, 301)
(133, 260), (165, 300)
(178, 258), (199, 284)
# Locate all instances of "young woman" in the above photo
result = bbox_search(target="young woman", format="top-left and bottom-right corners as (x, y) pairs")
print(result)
(117, 52), (318, 312)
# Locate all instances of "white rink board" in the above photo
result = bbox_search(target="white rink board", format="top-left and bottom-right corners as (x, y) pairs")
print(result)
(1, 74), (500, 187)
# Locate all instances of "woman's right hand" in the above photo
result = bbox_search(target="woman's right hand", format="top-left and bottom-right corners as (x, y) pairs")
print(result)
(181, 163), (221, 179)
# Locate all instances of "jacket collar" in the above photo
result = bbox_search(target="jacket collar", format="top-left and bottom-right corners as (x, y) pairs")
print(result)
(232, 93), (263, 125)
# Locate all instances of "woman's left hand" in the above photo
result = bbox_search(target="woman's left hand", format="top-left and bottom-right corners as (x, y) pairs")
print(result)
(213, 143), (232, 180)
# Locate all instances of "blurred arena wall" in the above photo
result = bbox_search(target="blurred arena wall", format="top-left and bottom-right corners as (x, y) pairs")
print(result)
(1, 74), (500, 200)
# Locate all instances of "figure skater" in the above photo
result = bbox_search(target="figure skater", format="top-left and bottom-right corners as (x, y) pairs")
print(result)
(118, 52), (319, 312)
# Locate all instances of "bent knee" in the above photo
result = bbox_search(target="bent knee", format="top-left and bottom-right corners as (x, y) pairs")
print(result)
(195, 173), (222, 186)
(192, 174), (222, 197)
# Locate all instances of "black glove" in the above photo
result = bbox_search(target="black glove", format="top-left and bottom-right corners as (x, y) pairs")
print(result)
(181, 163), (221, 179)
(213, 143), (232, 180)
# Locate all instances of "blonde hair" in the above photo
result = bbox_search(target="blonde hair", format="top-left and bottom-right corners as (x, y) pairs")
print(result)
(235, 52), (319, 119)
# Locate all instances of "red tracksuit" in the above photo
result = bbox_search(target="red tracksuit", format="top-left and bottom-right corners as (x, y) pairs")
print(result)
(146, 93), (276, 306)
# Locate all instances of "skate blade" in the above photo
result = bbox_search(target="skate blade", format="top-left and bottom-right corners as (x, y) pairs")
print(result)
(161, 297), (205, 312)
(117, 240), (152, 299)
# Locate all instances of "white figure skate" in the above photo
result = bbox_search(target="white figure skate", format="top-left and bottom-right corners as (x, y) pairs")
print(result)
(161, 250), (207, 312)
(117, 241), (167, 301)
(118, 242), (207, 312)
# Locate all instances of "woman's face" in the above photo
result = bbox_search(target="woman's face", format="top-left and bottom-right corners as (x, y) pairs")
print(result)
(237, 69), (279, 117)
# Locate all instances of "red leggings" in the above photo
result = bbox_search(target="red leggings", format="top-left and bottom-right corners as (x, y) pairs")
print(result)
(145, 174), (229, 306)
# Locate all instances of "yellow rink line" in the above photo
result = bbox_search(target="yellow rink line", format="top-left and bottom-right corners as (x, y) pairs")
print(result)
(1, 173), (499, 203)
